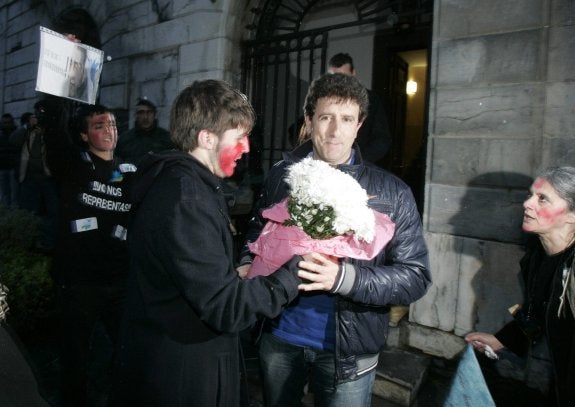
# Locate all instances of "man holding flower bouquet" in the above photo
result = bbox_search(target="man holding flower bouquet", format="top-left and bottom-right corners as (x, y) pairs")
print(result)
(239, 73), (432, 406)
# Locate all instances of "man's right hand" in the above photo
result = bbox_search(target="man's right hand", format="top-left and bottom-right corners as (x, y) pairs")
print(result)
(236, 264), (251, 279)
(297, 253), (339, 292)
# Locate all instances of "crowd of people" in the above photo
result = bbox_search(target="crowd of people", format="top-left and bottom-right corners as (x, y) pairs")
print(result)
(0, 98), (171, 249)
(0, 39), (574, 407)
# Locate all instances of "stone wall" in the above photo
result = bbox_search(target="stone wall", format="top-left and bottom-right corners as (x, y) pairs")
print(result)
(413, 0), (575, 364)
(0, 0), (246, 133)
(99, 0), (247, 131)
(1, 2), (46, 117)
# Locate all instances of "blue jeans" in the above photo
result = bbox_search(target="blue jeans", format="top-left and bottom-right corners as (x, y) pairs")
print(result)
(259, 332), (375, 407)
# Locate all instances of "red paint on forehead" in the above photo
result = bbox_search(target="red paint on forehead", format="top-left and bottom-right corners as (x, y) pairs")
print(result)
(533, 177), (546, 189)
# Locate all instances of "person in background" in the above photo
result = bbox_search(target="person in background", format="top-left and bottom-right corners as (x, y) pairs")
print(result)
(38, 101), (136, 407)
(110, 79), (315, 406)
(16, 11), (102, 249)
(116, 98), (173, 164)
(9, 113), (39, 203)
(238, 73), (431, 406)
(10, 112), (37, 147)
(11, 107), (58, 251)
(466, 166), (575, 407)
(327, 52), (392, 165)
(0, 113), (18, 207)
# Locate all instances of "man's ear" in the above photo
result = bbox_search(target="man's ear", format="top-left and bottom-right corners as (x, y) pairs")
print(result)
(197, 129), (216, 149)
(80, 132), (89, 143)
(304, 115), (312, 132)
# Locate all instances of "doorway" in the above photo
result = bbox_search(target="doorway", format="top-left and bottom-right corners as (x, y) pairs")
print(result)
(372, 27), (431, 213)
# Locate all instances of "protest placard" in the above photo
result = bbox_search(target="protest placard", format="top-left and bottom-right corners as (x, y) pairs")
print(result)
(35, 26), (104, 105)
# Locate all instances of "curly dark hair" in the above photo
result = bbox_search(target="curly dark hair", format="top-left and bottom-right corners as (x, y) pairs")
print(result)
(303, 73), (369, 123)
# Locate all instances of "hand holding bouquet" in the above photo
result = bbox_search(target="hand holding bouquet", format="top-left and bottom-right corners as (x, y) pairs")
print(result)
(246, 157), (395, 278)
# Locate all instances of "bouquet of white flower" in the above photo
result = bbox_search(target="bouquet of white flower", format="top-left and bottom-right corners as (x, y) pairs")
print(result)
(284, 157), (376, 241)
(247, 157), (395, 278)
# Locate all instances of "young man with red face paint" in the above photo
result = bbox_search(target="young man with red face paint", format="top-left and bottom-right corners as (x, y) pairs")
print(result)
(467, 167), (575, 406)
(110, 80), (307, 406)
(37, 102), (137, 407)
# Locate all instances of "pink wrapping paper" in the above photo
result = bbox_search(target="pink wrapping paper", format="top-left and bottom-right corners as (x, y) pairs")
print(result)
(246, 199), (396, 278)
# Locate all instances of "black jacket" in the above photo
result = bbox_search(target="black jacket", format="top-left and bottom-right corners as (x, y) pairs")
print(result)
(496, 238), (575, 406)
(116, 124), (174, 165)
(357, 89), (392, 164)
(39, 96), (135, 285)
(112, 150), (302, 406)
(241, 141), (431, 381)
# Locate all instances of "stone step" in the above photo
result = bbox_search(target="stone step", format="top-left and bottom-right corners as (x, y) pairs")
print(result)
(373, 348), (431, 406)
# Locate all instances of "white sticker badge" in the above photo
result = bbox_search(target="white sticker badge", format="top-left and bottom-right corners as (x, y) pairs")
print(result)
(71, 217), (98, 233)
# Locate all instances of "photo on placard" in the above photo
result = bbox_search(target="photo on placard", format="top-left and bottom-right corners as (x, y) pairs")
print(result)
(35, 26), (104, 105)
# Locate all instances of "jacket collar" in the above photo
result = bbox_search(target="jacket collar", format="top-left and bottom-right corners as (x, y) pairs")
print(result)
(132, 150), (222, 208)
(282, 140), (365, 178)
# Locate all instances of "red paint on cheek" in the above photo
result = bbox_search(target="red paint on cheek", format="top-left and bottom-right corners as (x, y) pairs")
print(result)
(219, 143), (246, 177)
(538, 207), (566, 222)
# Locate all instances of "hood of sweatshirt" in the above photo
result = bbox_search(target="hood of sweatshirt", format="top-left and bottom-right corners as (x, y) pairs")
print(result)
(130, 149), (221, 211)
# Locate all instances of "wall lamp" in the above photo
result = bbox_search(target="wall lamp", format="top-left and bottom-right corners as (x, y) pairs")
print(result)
(406, 80), (417, 95)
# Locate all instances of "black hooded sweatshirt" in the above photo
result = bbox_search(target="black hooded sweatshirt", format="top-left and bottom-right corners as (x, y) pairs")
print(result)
(112, 150), (301, 406)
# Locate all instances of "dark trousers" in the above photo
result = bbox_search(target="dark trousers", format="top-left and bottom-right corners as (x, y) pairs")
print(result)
(19, 176), (58, 249)
(58, 283), (126, 407)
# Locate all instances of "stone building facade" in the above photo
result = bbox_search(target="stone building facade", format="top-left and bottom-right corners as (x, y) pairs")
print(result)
(1, 0), (251, 130)
(1, 0), (574, 392)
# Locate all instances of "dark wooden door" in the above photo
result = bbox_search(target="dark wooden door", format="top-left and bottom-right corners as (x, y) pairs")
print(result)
(386, 53), (408, 175)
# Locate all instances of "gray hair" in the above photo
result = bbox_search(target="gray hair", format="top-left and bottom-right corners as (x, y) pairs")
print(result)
(538, 166), (575, 211)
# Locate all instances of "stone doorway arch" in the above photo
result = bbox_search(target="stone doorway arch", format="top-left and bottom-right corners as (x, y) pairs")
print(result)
(241, 0), (433, 210)
(51, 8), (101, 49)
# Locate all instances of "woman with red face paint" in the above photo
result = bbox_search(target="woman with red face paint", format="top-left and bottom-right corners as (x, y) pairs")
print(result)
(466, 166), (575, 406)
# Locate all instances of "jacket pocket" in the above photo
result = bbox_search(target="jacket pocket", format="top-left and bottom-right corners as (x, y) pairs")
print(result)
(368, 198), (394, 218)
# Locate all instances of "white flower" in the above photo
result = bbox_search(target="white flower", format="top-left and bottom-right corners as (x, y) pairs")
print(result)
(284, 157), (375, 242)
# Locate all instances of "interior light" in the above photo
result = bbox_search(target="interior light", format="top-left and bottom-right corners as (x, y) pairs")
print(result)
(406, 80), (417, 95)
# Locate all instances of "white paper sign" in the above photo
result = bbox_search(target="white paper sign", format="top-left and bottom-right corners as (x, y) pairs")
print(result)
(35, 26), (104, 105)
